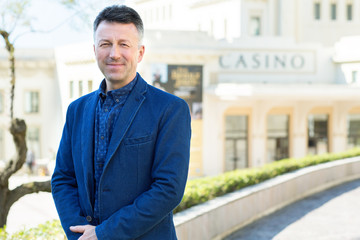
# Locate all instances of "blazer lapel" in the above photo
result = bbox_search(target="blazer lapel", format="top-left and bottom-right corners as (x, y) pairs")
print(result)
(105, 77), (147, 166)
(81, 92), (99, 209)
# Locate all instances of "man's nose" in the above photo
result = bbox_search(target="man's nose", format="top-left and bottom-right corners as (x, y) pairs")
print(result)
(109, 45), (121, 59)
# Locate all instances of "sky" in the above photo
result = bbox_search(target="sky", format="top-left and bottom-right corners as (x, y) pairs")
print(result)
(1, 0), (126, 49)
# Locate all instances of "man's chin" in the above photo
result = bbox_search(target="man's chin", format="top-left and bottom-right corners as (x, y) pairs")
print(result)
(106, 74), (127, 83)
(105, 75), (134, 88)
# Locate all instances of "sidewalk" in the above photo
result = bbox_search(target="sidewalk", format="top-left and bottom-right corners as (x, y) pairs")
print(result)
(224, 179), (360, 240)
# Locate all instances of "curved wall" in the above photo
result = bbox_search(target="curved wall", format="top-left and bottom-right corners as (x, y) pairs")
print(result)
(175, 157), (360, 240)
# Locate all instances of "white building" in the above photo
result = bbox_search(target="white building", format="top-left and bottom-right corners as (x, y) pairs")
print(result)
(0, 49), (62, 168)
(131, 0), (360, 177)
(2, 0), (360, 178)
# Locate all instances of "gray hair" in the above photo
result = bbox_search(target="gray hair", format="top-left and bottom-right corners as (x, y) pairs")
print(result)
(93, 5), (144, 44)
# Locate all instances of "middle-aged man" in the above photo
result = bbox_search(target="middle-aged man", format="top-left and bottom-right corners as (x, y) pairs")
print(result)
(51, 5), (191, 240)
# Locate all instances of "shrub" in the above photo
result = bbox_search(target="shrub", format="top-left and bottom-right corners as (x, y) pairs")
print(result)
(0, 220), (65, 240)
(174, 148), (360, 213)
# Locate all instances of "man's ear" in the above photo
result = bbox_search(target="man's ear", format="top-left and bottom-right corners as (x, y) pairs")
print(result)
(138, 45), (145, 63)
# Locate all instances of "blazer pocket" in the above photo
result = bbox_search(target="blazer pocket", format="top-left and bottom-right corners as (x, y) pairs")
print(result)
(123, 133), (155, 146)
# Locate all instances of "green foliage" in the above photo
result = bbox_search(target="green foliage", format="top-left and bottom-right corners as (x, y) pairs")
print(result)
(174, 148), (360, 213)
(0, 220), (65, 240)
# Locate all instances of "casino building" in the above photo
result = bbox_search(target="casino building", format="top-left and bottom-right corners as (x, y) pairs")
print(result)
(131, 0), (360, 177)
(2, 0), (360, 178)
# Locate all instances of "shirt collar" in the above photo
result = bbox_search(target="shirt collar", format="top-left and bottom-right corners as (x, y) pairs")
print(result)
(98, 73), (138, 100)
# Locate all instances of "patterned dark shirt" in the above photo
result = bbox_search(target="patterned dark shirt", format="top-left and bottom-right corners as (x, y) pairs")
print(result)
(93, 75), (137, 221)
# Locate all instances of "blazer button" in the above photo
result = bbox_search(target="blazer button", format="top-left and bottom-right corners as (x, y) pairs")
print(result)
(86, 216), (92, 222)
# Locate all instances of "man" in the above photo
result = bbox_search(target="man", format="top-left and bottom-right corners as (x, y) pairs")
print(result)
(51, 5), (191, 240)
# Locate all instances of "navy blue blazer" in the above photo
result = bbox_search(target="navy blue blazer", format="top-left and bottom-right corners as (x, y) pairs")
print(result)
(51, 74), (191, 240)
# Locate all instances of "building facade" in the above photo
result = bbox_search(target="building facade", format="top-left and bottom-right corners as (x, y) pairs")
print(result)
(0, 49), (62, 169)
(2, 0), (360, 178)
(130, 0), (360, 176)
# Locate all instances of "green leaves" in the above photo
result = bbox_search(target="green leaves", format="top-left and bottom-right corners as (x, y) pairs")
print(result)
(0, 220), (65, 240)
(174, 148), (360, 214)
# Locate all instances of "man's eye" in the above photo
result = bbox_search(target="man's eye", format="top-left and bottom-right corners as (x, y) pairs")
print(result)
(121, 43), (129, 47)
(100, 43), (110, 47)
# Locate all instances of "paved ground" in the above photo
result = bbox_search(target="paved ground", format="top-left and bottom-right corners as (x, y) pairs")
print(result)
(224, 179), (360, 240)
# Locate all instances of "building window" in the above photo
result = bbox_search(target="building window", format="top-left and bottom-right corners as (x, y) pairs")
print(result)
(249, 16), (261, 36)
(225, 115), (248, 171)
(0, 91), (3, 113)
(267, 115), (289, 162)
(69, 81), (74, 98)
(88, 80), (93, 93)
(156, 7), (160, 21)
(24, 91), (39, 113)
(347, 3), (353, 21)
(314, 2), (321, 20)
(330, 3), (337, 20)
(0, 128), (4, 162)
(352, 71), (358, 83)
(143, 11), (147, 23)
(348, 114), (360, 148)
(308, 114), (329, 155)
(79, 80), (83, 97)
(27, 127), (41, 160)
(149, 9), (153, 23)
(169, 4), (172, 19)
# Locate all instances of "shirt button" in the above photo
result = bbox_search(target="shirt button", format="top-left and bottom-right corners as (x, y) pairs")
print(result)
(101, 136), (104, 140)
(104, 108), (108, 112)
(86, 216), (92, 222)
(115, 99), (119, 103)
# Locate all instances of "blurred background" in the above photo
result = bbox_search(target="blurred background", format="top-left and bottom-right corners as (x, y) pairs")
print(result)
(1, 0), (360, 237)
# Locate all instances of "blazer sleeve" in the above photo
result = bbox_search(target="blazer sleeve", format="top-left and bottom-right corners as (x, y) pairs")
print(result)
(95, 98), (192, 239)
(51, 105), (89, 240)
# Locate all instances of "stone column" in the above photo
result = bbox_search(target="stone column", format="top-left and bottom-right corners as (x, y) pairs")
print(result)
(332, 103), (350, 153)
(292, 103), (312, 158)
(251, 101), (272, 167)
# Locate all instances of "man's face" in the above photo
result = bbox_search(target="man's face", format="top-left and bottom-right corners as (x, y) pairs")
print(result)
(94, 21), (144, 90)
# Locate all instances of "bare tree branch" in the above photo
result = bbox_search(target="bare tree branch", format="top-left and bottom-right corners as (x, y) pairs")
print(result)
(6, 180), (51, 210)
(0, 29), (14, 52)
(11, 10), (80, 44)
(2, 0), (31, 35)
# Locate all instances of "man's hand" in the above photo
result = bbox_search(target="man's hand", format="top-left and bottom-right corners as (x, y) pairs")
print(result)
(70, 225), (98, 240)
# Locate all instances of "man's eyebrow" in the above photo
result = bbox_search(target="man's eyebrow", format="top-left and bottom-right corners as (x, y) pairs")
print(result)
(98, 39), (110, 42)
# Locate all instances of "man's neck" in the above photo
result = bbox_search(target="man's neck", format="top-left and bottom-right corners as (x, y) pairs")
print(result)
(105, 74), (137, 92)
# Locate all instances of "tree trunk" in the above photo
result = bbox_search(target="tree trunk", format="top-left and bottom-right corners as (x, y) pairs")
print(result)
(9, 50), (15, 120)
(0, 27), (52, 231)
(0, 29), (15, 119)
(0, 119), (28, 183)
(0, 186), (10, 229)
(0, 119), (52, 228)
(0, 119), (27, 228)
